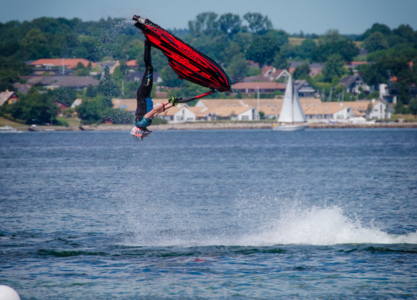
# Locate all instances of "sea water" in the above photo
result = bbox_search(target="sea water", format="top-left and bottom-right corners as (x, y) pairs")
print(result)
(0, 129), (416, 299)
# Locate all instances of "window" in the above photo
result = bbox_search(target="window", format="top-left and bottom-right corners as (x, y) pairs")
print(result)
(187, 118), (193, 121)
(176, 116), (183, 120)
(337, 115), (343, 119)
(242, 116), (249, 120)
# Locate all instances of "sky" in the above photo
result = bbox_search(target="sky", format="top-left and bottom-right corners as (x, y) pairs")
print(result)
(0, 0), (416, 35)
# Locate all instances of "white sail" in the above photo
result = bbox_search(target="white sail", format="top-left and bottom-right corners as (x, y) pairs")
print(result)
(278, 76), (306, 123)
(292, 83), (306, 122)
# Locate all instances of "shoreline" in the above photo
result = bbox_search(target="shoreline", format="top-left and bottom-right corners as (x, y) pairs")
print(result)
(8, 122), (417, 132)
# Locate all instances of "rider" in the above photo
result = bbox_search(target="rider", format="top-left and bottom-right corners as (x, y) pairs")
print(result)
(131, 39), (177, 139)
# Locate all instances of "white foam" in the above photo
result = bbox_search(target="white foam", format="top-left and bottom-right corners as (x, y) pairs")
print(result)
(127, 201), (417, 247)
(238, 206), (417, 246)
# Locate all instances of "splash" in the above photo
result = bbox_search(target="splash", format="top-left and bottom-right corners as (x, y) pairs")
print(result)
(126, 197), (417, 247)
(238, 206), (417, 246)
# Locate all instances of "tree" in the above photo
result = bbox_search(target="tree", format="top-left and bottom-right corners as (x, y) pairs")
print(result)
(363, 32), (389, 52)
(98, 67), (121, 97)
(366, 103), (373, 117)
(49, 87), (76, 107)
(310, 41), (359, 62)
(293, 63), (311, 80)
(188, 12), (219, 36)
(361, 23), (391, 40)
(160, 65), (183, 87)
(233, 32), (253, 50)
(74, 62), (90, 76)
(296, 39), (316, 59)
(322, 54), (346, 82)
(272, 52), (288, 70)
(243, 13), (272, 34)
(226, 53), (248, 83)
(0, 69), (20, 84)
(86, 85), (97, 97)
(246, 36), (280, 66)
(318, 29), (346, 45)
(409, 98), (417, 118)
(218, 13), (241, 37)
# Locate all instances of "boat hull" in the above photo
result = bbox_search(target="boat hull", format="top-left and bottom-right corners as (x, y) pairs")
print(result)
(272, 124), (307, 131)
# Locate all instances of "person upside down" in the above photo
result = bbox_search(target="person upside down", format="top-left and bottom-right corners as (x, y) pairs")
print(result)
(131, 39), (177, 140)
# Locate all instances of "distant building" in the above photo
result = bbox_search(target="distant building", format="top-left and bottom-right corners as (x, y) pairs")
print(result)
(338, 75), (370, 95)
(261, 67), (290, 81)
(232, 82), (286, 94)
(0, 90), (19, 106)
(344, 61), (368, 72)
(71, 99), (82, 109)
(126, 60), (139, 68)
(13, 84), (32, 95)
(26, 76), (99, 91)
(54, 100), (69, 116)
(30, 59), (96, 75)
(289, 62), (323, 77)
(99, 61), (119, 75)
(126, 71), (163, 84)
(294, 80), (316, 97)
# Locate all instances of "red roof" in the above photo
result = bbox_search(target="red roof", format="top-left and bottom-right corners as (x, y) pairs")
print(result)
(30, 59), (96, 69)
(232, 82), (286, 90)
(262, 66), (273, 76)
(126, 60), (139, 67)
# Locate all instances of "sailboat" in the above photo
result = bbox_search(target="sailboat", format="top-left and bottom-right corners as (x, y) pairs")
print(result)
(272, 76), (307, 131)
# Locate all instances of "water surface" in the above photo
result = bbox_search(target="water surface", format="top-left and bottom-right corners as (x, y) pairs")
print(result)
(1, 129), (416, 299)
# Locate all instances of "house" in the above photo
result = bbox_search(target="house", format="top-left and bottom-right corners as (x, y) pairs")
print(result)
(345, 61), (368, 72)
(126, 60), (139, 68)
(54, 100), (69, 116)
(289, 62), (323, 77)
(294, 80), (316, 97)
(34, 76), (100, 90)
(232, 82), (286, 94)
(0, 90), (19, 106)
(126, 71), (163, 84)
(99, 61), (119, 75)
(13, 84), (32, 95)
(71, 99), (82, 109)
(261, 67), (291, 81)
(338, 75), (370, 95)
(380, 83), (417, 104)
(30, 59), (96, 75)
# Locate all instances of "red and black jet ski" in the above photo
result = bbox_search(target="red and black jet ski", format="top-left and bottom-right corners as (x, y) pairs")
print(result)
(133, 15), (231, 102)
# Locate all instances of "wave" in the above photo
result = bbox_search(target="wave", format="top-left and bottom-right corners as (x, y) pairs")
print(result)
(128, 203), (417, 247)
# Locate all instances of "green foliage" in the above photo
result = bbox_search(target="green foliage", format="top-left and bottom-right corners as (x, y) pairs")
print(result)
(86, 85), (97, 97)
(408, 98), (417, 116)
(160, 65), (183, 87)
(98, 67), (120, 97)
(318, 29), (346, 45)
(48, 87), (76, 106)
(395, 100), (409, 114)
(247, 67), (261, 76)
(322, 54), (346, 82)
(246, 35), (280, 66)
(363, 32), (389, 52)
(152, 118), (168, 125)
(310, 40), (359, 62)
(259, 111), (265, 119)
(0, 69), (20, 83)
(226, 53), (248, 83)
(76, 96), (132, 124)
(63, 107), (75, 118)
(272, 52), (289, 69)
(2, 88), (58, 124)
(243, 13), (272, 34)
(293, 63), (310, 80)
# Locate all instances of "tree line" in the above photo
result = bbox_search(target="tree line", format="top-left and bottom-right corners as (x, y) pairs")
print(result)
(0, 13), (417, 121)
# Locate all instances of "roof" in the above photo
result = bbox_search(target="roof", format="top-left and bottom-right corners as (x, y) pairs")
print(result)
(13, 84), (32, 95)
(262, 66), (273, 76)
(243, 75), (270, 82)
(188, 106), (210, 117)
(0, 91), (16, 106)
(30, 59), (96, 69)
(39, 76), (100, 88)
(232, 82), (286, 90)
(338, 75), (362, 88)
(126, 60), (138, 67)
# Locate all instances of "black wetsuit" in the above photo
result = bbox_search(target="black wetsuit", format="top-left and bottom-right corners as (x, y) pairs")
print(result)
(135, 41), (153, 128)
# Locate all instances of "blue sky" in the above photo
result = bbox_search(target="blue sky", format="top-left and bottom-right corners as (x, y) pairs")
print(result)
(1, 0), (416, 34)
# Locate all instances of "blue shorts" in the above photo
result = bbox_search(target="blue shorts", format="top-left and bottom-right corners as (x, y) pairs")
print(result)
(135, 117), (151, 128)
